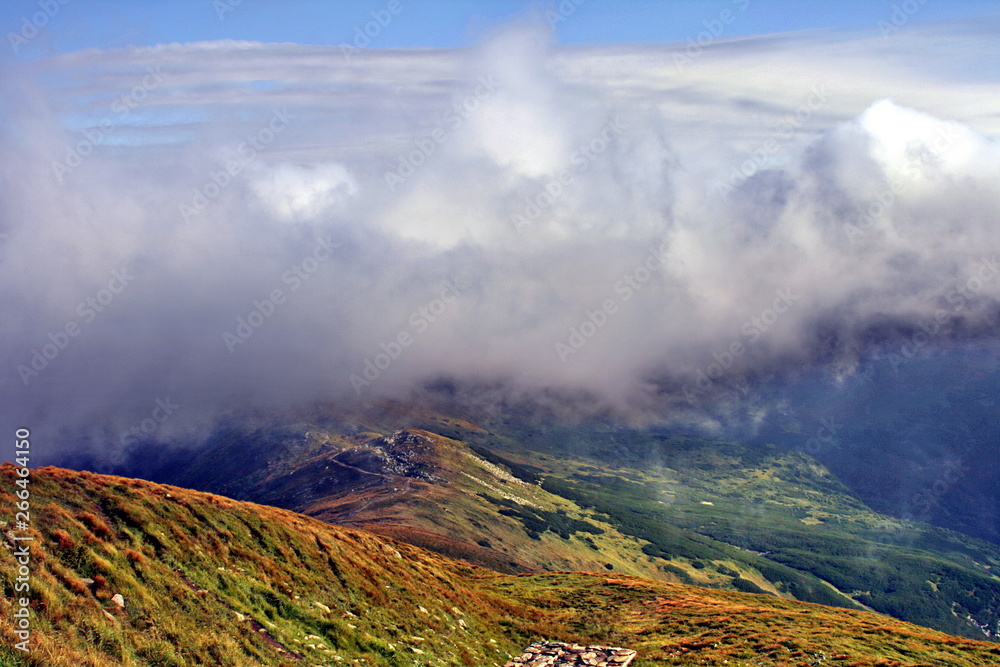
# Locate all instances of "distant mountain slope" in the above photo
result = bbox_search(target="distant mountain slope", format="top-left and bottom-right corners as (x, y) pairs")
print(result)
(130, 420), (683, 581)
(3, 464), (1000, 667)
(466, 415), (1000, 641)
(752, 347), (1000, 546)
(97, 405), (1000, 641)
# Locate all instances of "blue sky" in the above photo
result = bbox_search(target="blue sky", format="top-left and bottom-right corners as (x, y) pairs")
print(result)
(3, 0), (1000, 59)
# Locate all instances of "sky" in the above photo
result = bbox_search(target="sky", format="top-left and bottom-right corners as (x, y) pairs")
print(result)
(2, 1), (1000, 461)
(2, 0), (1000, 55)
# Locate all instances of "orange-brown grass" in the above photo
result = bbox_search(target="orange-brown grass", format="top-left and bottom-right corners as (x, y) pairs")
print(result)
(0, 464), (533, 667)
(1, 464), (999, 667)
(495, 573), (1000, 667)
(365, 523), (538, 574)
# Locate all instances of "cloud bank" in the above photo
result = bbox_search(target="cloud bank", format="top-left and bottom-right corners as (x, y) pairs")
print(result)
(2, 18), (1000, 458)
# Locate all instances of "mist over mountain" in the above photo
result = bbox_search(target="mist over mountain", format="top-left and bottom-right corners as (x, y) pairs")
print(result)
(2, 18), (1000, 462)
(748, 342), (1000, 544)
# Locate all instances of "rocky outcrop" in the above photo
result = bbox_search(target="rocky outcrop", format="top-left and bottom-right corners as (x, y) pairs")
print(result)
(504, 641), (636, 667)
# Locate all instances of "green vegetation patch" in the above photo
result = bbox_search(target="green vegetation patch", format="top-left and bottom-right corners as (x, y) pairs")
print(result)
(478, 494), (604, 540)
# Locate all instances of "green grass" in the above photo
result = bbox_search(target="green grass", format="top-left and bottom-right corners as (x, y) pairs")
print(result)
(85, 404), (1000, 644)
(460, 420), (1000, 641)
(3, 464), (1000, 666)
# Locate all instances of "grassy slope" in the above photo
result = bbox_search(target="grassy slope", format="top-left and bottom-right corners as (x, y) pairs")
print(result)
(156, 421), (680, 584)
(2, 464), (1000, 667)
(0, 464), (529, 667)
(111, 406), (1000, 641)
(302, 428), (678, 581)
(446, 419), (1000, 641)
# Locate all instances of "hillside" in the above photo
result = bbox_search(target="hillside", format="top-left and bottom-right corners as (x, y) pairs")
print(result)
(3, 464), (1000, 667)
(752, 349), (1000, 546)
(463, 415), (1000, 641)
(105, 404), (1000, 641)
(112, 414), (677, 582)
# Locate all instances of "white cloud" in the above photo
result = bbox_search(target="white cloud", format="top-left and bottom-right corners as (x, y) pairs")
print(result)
(2, 18), (1000, 455)
(250, 163), (358, 222)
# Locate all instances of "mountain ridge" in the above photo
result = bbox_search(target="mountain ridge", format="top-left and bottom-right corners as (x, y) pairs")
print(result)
(89, 404), (1000, 641)
(4, 463), (1000, 666)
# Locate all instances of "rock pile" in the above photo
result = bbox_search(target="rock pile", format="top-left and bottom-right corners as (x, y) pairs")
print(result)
(504, 641), (636, 667)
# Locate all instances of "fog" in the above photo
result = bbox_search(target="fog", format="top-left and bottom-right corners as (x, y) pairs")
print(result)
(2, 18), (999, 460)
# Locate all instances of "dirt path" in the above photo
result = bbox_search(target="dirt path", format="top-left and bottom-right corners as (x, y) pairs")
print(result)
(335, 476), (413, 523)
